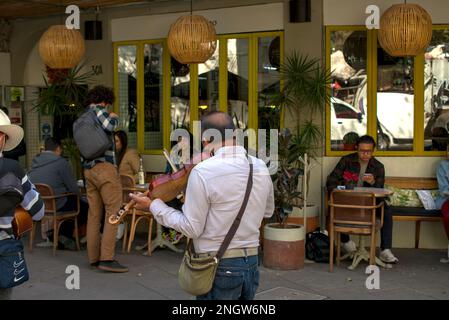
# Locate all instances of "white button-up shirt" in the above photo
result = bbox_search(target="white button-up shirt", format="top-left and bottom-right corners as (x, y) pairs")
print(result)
(150, 146), (275, 253)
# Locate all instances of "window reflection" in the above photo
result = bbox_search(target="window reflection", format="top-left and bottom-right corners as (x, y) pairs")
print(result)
(171, 58), (190, 131)
(424, 29), (449, 151)
(377, 44), (414, 151)
(227, 38), (249, 130)
(198, 41), (219, 118)
(117, 45), (137, 148)
(258, 36), (281, 132)
(143, 43), (163, 150)
(329, 30), (368, 151)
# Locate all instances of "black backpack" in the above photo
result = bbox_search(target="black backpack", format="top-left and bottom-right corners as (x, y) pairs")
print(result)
(73, 108), (112, 160)
(305, 228), (332, 263)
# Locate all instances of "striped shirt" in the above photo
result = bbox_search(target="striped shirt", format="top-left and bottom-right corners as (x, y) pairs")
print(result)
(0, 158), (45, 240)
(83, 104), (118, 169)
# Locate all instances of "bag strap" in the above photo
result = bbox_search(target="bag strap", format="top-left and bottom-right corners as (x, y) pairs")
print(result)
(214, 156), (253, 260)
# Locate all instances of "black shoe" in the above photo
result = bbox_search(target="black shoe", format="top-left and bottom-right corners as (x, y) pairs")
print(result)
(90, 261), (100, 269)
(97, 260), (129, 273)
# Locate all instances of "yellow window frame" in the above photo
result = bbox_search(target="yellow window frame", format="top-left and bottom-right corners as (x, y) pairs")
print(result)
(325, 25), (447, 157)
(113, 31), (284, 154)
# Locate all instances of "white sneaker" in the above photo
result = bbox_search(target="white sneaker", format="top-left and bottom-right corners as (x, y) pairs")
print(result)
(116, 222), (125, 240)
(342, 240), (357, 254)
(380, 249), (399, 263)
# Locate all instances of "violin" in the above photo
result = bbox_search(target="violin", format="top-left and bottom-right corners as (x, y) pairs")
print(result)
(109, 150), (211, 225)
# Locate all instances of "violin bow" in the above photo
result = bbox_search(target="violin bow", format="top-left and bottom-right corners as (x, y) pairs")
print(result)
(163, 148), (179, 173)
(163, 148), (185, 201)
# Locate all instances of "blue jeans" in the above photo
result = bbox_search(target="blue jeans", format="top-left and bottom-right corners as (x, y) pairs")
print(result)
(197, 255), (259, 300)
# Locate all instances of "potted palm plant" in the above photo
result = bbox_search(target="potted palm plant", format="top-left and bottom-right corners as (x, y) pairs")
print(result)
(35, 63), (95, 179)
(263, 52), (331, 270)
(280, 52), (331, 232)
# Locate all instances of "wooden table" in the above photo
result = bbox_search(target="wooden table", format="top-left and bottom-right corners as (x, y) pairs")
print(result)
(338, 188), (394, 270)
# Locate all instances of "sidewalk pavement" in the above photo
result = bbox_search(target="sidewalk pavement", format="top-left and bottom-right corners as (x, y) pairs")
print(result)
(9, 240), (449, 300)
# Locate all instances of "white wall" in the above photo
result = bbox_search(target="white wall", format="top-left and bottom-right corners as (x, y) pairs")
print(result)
(111, 3), (284, 41)
(324, 0), (449, 25)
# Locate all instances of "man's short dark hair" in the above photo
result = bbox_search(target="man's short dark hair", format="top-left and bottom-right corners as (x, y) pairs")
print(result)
(356, 135), (376, 147)
(200, 111), (235, 143)
(44, 137), (61, 151)
(85, 85), (115, 106)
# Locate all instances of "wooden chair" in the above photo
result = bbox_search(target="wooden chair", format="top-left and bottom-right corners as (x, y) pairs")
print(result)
(30, 183), (81, 256)
(328, 190), (384, 272)
(119, 174), (154, 256)
(119, 174), (134, 252)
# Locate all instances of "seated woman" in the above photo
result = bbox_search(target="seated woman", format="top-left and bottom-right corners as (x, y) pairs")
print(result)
(114, 130), (140, 240)
(114, 130), (140, 182)
(435, 145), (449, 263)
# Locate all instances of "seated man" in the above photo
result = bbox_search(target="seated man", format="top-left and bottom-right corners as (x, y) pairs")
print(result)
(434, 145), (449, 263)
(29, 137), (88, 249)
(326, 135), (398, 263)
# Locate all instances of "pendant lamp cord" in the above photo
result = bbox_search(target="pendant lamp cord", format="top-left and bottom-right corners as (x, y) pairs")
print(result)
(190, 0), (193, 16)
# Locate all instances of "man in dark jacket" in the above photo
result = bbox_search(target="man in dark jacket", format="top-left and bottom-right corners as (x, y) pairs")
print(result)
(29, 137), (88, 248)
(326, 135), (398, 264)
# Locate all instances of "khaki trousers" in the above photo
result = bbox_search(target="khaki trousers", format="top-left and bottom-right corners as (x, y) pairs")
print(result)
(84, 162), (122, 263)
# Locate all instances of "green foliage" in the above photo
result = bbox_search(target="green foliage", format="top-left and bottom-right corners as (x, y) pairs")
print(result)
(270, 52), (332, 227)
(35, 63), (95, 117)
(272, 129), (302, 228)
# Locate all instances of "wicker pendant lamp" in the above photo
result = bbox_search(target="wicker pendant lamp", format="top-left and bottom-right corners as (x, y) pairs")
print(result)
(378, 2), (432, 57)
(167, 0), (217, 64)
(38, 25), (85, 69)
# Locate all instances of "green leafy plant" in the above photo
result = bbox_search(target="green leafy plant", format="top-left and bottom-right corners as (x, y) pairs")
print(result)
(34, 62), (96, 179)
(270, 52), (332, 224)
(272, 128), (302, 228)
(35, 62), (95, 117)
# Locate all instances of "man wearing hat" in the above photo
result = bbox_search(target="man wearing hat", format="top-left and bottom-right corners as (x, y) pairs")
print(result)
(0, 109), (44, 300)
(0, 106), (26, 161)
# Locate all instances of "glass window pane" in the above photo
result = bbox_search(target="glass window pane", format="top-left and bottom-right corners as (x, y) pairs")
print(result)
(198, 41), (219, 118)
(171, 58), (190, 131)
(329, 30), (368, 151)
(117, 45), (137, 148)
(258, 36), (281, 131)
(424, 29), (449, 151)
(227, 38), (249, 130)
(144, 43), (163, 150)
(377, 43), (414, 151)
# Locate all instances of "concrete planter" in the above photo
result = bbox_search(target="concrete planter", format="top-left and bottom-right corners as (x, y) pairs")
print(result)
(263, 223), (304, 270)
(286, 204), (319, 234)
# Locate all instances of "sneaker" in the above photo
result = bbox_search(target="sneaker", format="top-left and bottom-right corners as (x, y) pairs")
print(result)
(80, 236), (87, 244)
(380, 249), (399, 263)
(36, 238), (53, 248)
(90, 261), (100, 269)
(116, 222), (125, 240)
(97, 260), (129, 273)
(342, 240), (357, 254)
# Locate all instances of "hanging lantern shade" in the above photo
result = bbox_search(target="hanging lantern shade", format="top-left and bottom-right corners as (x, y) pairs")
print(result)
(38, 25), (85, 69)
(378, 4), (432, 57)
(167, 15), (217, 64)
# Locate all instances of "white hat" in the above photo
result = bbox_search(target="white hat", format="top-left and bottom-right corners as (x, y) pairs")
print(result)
(0, 109), (24, 151)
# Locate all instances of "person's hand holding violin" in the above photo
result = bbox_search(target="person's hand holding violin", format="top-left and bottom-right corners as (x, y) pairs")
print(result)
(129, 191), (154, 212)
